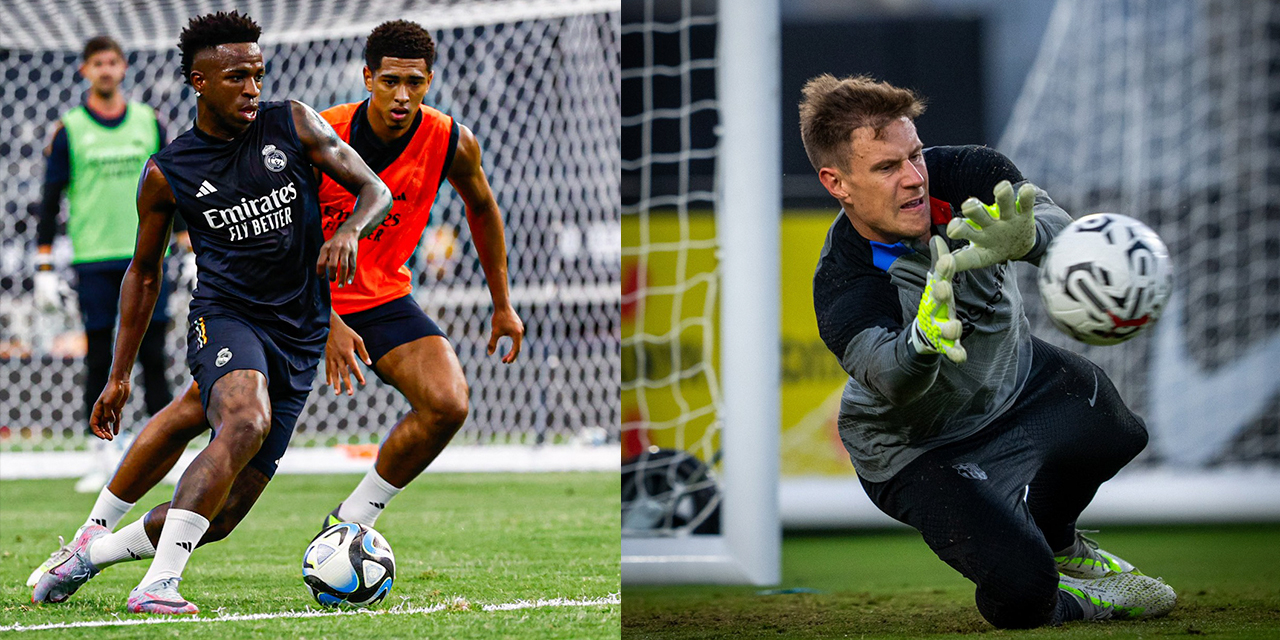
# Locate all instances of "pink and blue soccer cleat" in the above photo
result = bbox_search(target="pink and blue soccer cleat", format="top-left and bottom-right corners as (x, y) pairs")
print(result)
(127, 577), (199, 615)
(31, 524), (109, 603)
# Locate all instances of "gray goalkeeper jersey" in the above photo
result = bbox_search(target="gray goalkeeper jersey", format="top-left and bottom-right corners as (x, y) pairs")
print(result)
(812, 145), (1073, 482)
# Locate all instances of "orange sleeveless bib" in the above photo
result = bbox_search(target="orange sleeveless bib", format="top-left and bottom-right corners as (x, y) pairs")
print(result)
(318, 102), (454, 314)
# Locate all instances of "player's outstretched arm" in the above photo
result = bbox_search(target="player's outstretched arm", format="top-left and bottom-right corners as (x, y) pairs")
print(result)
(91, 159), (176, 440)
(448, 123), (524, 363)
(290, 100), (393, 286)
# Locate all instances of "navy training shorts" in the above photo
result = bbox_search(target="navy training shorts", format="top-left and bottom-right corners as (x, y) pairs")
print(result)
(339, 295), (447, 370)
(186, 313), (322, 479)
(74, 258), (171, 332)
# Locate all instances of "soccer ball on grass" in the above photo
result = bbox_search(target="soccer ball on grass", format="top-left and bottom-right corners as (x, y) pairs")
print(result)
(302, 522), (396, 608)
(1038, 213), (1173, 345)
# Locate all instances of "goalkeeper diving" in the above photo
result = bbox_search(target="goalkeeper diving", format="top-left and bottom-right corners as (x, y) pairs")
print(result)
(802, 74), (1175, 628)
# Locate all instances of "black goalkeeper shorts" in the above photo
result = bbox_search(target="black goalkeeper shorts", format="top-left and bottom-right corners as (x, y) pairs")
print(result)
(859, 336), (1148, 628)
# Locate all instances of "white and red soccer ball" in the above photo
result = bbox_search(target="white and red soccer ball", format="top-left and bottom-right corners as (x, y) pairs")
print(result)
(1038, 213), (1173, 346)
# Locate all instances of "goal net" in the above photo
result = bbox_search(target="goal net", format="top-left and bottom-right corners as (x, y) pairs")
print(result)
(0, 0), (621, 457)
(1000, 0), (1280, 472)
(622, 0), (780, 584)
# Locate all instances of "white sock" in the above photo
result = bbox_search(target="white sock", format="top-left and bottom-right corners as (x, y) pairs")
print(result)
(137, 509), (209, 587)
(84, 487), (134, 531)
(88, 518), (155, 568)
(337, 467), (402, 526)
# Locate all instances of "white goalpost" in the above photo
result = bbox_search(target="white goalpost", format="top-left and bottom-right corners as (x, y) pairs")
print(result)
(621, 0), (780, 585)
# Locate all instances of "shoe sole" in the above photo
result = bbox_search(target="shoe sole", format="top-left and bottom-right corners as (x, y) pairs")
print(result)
(127, 602), (199, 615)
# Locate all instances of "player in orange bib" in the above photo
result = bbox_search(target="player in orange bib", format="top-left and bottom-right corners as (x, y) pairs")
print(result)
(28, 20), (525, 591)
(308, 19), (524, 528)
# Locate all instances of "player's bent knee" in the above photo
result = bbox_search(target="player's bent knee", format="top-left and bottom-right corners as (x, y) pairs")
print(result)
(974, 573), (1060, 629)
(1101, 414), (1149, 470)
(1123, 416), (1149, 455)
(966, 538), (1061, 628)
(219, 410), (271, 445)
(434, 392), (469, 430)
(413, 383), (468, 431)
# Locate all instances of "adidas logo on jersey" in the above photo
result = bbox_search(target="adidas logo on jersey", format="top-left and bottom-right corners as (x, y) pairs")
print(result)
(196, 180), (218, 198)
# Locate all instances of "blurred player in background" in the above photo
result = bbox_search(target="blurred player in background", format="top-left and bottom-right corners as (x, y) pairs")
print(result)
(31, 11), (393, 614)
(36, 36), (182, 493)
(802, 75), (1175, 628)
(28, 18), (523, 611)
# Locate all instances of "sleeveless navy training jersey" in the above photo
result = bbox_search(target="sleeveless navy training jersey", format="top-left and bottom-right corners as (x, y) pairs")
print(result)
(152, 101), (329, 346)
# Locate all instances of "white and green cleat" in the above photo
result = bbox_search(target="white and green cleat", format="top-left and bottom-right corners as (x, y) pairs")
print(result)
(1055, 532), (1138, 579)
(1058, 572), (1176, 620)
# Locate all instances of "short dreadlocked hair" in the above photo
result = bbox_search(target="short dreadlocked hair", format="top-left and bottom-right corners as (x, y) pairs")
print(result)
(178, 11), (262, 85)
(365, 20), (436, 73)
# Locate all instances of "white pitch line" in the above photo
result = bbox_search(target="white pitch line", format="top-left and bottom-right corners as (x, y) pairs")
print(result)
(0, 594), (620, 632)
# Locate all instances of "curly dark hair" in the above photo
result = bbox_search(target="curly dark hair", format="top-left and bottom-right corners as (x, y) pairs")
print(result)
(178, 11), (262, 85)
(365, 20), (436, 72)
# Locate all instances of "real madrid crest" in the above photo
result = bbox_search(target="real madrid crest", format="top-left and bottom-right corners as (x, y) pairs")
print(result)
(262, 144), (287, 172)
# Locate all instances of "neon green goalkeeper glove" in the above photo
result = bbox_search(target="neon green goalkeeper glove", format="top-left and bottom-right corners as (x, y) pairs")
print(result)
(909, 236), (967, 364)
(946, 179), (1037, 272)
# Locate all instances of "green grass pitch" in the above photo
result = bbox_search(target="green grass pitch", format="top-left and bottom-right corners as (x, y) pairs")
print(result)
(624, 523), (1280, 639)
(0, 472), (619, 639)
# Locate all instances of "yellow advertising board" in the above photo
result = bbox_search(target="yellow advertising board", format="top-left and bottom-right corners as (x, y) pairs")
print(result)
(778, 211), (858, 477)
(622, 209), (857, 478)
(621, 211), (722, 466)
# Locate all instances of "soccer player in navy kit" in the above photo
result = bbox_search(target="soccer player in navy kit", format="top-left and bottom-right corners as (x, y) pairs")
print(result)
(31, 12), (392, 614)
(801, 75), (1176, 628)
(27, 21), (527, 606)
